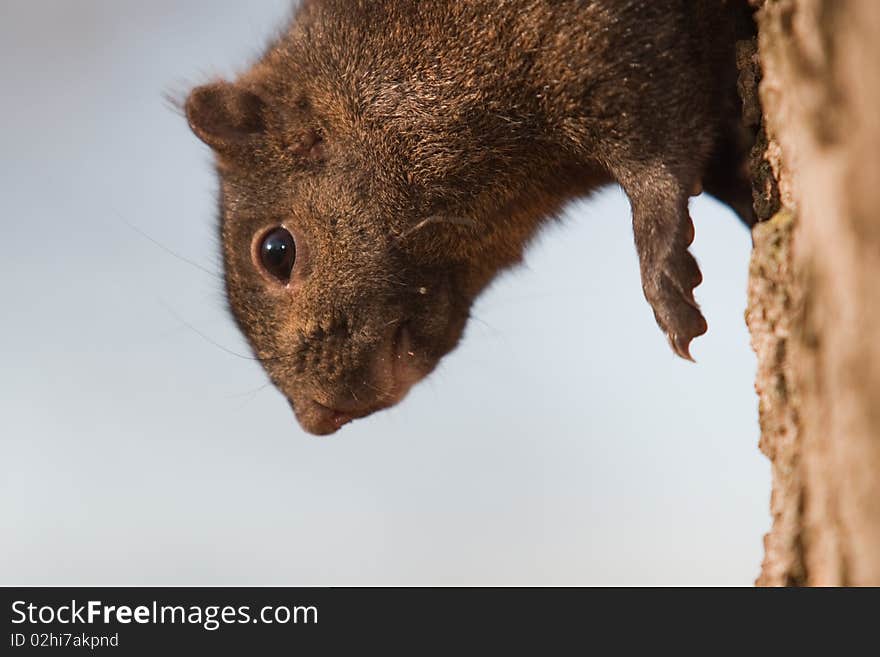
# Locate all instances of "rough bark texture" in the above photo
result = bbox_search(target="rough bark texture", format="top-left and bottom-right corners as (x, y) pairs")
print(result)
(745, 0), (880, 585)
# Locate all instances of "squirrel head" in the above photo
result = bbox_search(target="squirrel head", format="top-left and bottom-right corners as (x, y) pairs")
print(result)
(186, 75), (575, 434)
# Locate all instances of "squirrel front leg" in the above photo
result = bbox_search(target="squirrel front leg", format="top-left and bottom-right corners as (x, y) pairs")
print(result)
(618, 165), (708, 360)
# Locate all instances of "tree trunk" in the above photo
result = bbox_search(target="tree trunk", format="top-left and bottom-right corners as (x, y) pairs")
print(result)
(744, 0), (880, 585)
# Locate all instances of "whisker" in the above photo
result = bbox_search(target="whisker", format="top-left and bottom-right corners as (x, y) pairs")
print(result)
(397, 214), (478, 241)
(230, 382), (274, 412)
(360, 378), (393, 398)
(119, 214), (222, 281)
(160, 300), (300, 364)
(469, 314), (501, 334)
(226, 382), (273, 400)
(161, 301), (262, 361)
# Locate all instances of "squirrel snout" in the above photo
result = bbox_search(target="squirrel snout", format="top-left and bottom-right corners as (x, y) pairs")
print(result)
(286, 322), (429, 435)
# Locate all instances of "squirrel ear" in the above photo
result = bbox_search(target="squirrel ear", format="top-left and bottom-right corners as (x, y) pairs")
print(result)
(185, 82), (267, 153)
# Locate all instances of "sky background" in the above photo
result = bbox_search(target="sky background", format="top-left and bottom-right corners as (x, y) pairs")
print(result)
(0, 0), (768, 585)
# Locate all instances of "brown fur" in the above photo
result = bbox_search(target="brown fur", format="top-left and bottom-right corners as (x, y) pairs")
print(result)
(186, 0), (756, 435)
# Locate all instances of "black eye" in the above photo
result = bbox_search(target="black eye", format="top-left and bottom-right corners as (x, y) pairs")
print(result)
(259, 227), (296, 283)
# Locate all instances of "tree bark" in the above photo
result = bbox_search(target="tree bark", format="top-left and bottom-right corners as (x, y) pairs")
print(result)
(744, 0), (880, 585)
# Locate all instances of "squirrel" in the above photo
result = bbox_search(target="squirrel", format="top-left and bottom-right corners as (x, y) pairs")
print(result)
(185, 0), (757, 435)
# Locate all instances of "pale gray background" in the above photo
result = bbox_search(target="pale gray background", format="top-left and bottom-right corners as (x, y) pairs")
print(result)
(1, 1), (768, 585)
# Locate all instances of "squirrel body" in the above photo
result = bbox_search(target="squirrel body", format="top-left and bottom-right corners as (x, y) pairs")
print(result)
(186, 0), (756, 434)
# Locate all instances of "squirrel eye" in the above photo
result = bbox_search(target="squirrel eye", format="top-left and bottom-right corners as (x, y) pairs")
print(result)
(259, 227), (296, 283)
